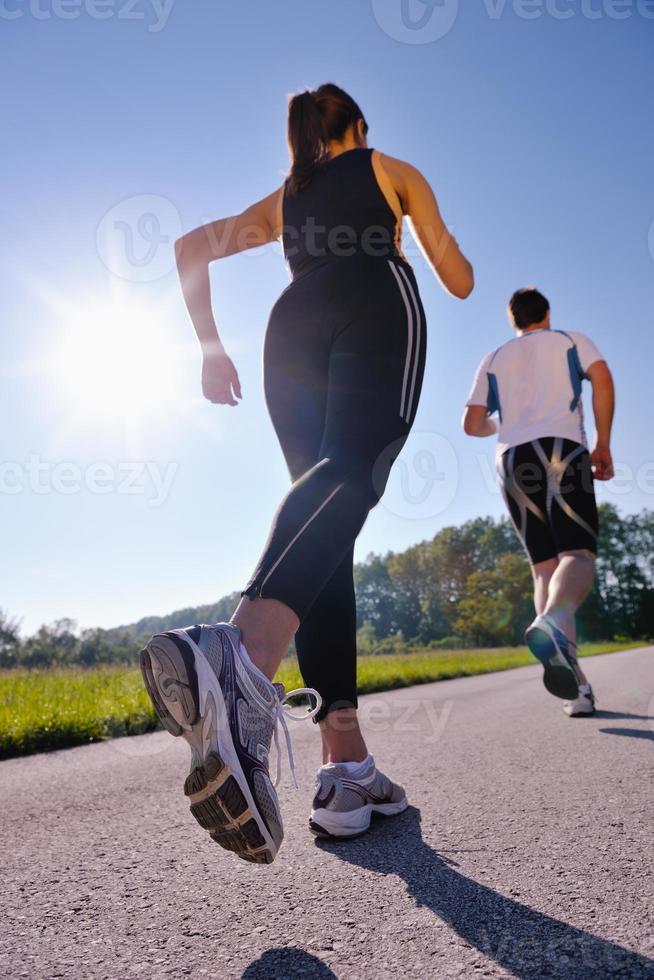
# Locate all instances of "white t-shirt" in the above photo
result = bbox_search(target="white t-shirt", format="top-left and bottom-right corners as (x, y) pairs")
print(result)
(466, 328), (604, 458)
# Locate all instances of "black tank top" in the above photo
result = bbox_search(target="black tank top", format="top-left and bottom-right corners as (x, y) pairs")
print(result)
(282, 147), (402, 279)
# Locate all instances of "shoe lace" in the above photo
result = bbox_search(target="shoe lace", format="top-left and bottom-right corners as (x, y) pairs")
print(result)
(271, 686), (322, 790)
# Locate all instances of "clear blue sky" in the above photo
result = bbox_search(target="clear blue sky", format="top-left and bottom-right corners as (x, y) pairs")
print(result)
(2, 1), (653, 635)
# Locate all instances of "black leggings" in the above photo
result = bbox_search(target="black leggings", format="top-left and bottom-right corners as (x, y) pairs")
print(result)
(241, 254), (427, 719)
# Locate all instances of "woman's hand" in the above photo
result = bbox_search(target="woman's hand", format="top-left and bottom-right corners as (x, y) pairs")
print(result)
(201, 347), (242, 406)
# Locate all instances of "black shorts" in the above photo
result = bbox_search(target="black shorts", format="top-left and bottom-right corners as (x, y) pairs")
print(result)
(498, 437), (598, 565)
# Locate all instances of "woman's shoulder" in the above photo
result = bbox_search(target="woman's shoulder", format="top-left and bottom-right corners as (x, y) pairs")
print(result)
(372, 150), (424, 214)
(373, 150), (420, 178)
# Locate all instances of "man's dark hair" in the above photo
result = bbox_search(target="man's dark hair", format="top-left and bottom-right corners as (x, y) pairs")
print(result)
(508, 287), (550, 330)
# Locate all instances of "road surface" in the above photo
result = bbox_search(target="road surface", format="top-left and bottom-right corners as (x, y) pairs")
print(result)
(1, 646), (653, 979)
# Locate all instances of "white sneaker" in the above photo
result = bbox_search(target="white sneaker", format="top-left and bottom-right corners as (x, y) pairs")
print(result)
(309, 755), (408, 839)
(563, 683), (596, 717)
(140, 622), (320, 864)
(525, 614), (579, 700)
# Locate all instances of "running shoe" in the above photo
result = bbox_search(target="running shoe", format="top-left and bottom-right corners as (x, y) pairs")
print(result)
(309, 755), (408, 839)
(140, 622), (319, 864)
(525, 614), (580, 701)
(563, 683), (596, 717)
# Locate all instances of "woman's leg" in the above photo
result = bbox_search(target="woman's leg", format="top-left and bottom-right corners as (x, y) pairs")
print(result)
(295, 547), (356, 713)
(233, 260), (427, 724)
(294, 544), (369, 763)
(229, 595), (299, 680)
(231, 288), (328, 679)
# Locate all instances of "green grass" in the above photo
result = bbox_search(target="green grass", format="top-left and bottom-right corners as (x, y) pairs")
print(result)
(0, 667), (158, 759)
(0, 641), (644, 760)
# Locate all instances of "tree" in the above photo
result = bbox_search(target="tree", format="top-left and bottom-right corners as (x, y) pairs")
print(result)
(20, 619), (79, 668)
(355, 551), (422, 640)
(582, 504), (654, 639)
(454, 553), (533, 646)
(356, 620), (377, 653)
(0, 609), (22, 668)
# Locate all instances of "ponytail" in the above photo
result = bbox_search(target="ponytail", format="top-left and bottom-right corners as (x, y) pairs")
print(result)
(286, 83), (368, 196)
(286, 91), (329, 196)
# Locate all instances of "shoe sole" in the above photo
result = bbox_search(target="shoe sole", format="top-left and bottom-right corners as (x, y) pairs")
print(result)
(525, 626), (579, 701)
(564, 699), (596, 717)
(309, 798), (408, 840)
(140, 632), (278, 865)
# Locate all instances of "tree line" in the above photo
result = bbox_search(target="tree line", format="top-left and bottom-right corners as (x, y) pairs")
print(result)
(1, 504), (652, 669)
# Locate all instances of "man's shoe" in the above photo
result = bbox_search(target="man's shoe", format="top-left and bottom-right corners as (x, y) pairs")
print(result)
(563, 683), (596, 717)
(309, 755), (407, 839)
(525, 614), (580, 701)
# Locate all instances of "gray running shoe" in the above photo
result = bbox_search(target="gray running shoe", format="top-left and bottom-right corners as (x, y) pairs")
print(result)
(525, 614), (580, 701)
(309, 756), (408, 839)
(140, 622), (318, 864)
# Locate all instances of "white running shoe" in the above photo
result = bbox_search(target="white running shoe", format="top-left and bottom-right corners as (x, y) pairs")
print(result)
(525, 614), (580, 701)
(140, 622), (320, 864)
(563, 683), (596, 717)
(309, 755), (408, 839)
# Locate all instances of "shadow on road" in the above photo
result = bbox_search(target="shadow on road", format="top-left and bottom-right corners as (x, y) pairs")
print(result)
(315, 807), (654, 979)
(241, 947), (337, 978)
(599, 727), (654, 740)
(592, 710), (652, 721)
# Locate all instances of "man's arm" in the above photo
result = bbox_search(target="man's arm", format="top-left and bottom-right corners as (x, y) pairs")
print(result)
(462, 351), (497, 437)
(586, 359), (615, 480)
(462, 404), (498, 438)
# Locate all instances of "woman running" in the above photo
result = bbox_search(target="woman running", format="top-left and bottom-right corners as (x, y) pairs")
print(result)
(141, 83), (474, 864)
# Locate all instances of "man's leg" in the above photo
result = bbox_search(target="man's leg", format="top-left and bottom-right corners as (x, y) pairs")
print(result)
(543, 548), (595, 686)
(531, 557), (558, 616)
(531, 557), (592, 685)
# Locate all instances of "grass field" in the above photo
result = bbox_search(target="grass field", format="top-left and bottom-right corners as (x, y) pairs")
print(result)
(0, 641), (643, 760)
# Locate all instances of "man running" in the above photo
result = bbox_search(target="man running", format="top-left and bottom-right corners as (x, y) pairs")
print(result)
(462, 287), (614, 717)
(140, 84), (473, 863)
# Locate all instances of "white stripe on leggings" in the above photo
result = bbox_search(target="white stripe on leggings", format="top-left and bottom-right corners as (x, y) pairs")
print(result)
(387, 260), (414, 421)
(387, 260), (422, 423)
(397, 263), (422, 424)
(259, 476), (345, 594)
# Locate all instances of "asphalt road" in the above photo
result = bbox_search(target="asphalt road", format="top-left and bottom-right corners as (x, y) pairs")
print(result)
(1, 646), (653, 980)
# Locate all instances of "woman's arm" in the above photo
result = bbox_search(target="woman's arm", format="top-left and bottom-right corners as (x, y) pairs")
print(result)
(379, 154), (474, 300)
(175, 186), (284, 405)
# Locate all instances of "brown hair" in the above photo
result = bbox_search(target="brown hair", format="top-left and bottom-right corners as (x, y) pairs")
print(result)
(286, 83), (368, 196)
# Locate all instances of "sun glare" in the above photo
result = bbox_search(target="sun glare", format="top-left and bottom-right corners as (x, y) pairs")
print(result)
(51, 302), (187, 429)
